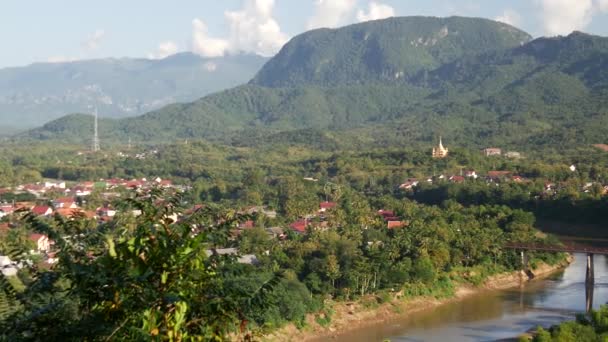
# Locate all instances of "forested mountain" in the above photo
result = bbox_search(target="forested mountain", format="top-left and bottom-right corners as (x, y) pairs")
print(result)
(21, 17), (608, 150)
(0, 53), (267, 128)
(251, 16), (531, 87)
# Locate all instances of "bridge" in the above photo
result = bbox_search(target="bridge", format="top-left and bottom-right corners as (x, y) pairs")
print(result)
(504, 242), (608, 255)
(505, 242), (602, 312)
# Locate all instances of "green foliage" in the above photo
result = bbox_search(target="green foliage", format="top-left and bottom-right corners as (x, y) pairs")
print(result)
(0, 189), (283, 341)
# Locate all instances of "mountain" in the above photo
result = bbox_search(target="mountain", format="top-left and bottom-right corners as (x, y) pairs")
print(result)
(21, 17), (608, 150)
(252, 16), (531, 87)
(0, 53), (268, 128)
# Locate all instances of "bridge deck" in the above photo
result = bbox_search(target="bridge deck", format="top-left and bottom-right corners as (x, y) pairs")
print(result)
(504, 243), (608, 255)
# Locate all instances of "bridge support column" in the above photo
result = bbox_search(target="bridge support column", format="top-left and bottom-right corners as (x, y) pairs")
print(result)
(586, 253), (595, 286)
(586, 280), (594, 313)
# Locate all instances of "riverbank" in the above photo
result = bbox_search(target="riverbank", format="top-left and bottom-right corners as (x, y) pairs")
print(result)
(263, 256), (573, 342)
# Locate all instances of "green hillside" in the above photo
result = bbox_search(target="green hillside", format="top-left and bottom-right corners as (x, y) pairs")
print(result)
(251, 16), (531, 87)
(20, 17), (608, 151)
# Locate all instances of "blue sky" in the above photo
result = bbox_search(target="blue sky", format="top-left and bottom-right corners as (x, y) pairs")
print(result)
(2, 0), (608, 68)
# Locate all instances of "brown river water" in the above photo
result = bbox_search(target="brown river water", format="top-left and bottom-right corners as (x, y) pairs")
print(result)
(332, 250), (608, 342)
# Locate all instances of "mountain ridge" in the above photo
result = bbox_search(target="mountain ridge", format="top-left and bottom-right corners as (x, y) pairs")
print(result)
(19, 17), (608, 150)
(0, 52), (268, 128)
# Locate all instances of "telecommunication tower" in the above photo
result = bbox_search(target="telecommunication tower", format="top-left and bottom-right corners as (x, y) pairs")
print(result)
(92, 106), (100, 152)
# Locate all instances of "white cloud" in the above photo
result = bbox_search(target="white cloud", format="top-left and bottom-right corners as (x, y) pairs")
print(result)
(148, 41), (179, 59)
(536, 0), (594, 35)
(192, 18), (230, 57)
(83, 29), (105, 51)
(191, 0), (288, 57)
(307, 0), (357, 29)
(224, 0), (289, 56)
(495, 9), (522, 27)
(356, 2), (395, 22)
(599, 0), (608, 12)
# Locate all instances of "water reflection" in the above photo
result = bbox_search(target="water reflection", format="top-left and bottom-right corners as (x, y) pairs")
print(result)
(333, 253), (608, 342)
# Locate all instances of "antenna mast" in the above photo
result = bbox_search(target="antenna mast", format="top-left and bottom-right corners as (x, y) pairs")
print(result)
(92, 106), (100, 152)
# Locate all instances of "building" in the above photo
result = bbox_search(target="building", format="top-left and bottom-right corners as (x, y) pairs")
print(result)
(432, 137), (449, 158)
(505, 151), (522, 159)
(482, 148), (502, 156)
(31, 206), (53, 217)
(319, 201), (337, 213)
(29, 233), (51, 253)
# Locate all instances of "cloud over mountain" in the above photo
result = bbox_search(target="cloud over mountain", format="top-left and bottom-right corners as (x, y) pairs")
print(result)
(307, 0), (357, 29)
(356, 2), (395, 22)
(192, 0), (288, 57)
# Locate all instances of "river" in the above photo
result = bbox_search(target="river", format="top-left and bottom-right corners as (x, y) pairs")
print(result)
(334, 253), (608, 342)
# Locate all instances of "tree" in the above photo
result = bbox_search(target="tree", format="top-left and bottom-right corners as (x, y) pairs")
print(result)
(1, 189), (281, 341)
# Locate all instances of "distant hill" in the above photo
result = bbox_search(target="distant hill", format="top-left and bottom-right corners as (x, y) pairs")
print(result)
(0, 53), (267, 128)
(21, 17), (608, 150)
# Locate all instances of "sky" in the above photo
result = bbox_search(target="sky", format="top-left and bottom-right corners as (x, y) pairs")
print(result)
(2, 0), (608, 68)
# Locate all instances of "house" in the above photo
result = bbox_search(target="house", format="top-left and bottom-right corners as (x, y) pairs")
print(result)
(289, 219), (309, 234)
(53, 197), (78, 209)
(464, 170), (478, 179)
(238, 220), (255, 229)
(29, 233), (50, 253)
(319, 201), (337, 213)
(399, 179), (419, 190)
(125, 180), (144, 188)
(0, 205), (15, 218)
(97, 207), (117, 217)
(482, 148), (502, 156)
(71, 186), (91, 196)
(265, 227), (285, 239)
(487, 171), (512, 181)
(505, 151), (522, 159)
(512, 175), (526, 183)
(31, 205), (53, 217)
(449, 175), (465, 183)
(0, 255), (18, 276)
(205, 248), (259, 265)
(56, 208), (97, 220)
(378, 209), (395, 218)
(387, 220), (406, 229)
(44, 181), (66, 189)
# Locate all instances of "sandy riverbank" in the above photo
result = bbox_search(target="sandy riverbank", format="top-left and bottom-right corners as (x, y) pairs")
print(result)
(263, 255), (573, 342)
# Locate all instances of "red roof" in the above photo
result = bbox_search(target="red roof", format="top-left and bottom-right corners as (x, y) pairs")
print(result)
(239, 220), (255, 229)
(289, 219), (308, 233)
(320, 201), (337, 209)
(450, 176), (465, 183)
(378, 210), (395, 218)
(388, 221), (405, 229)
(54, 197), (75, 203)
(29, 233), (47, 242)
(0, 205), (15, 213)
(125, 180), (144, 188)
(32, 206), (52, 216)
(487, 171), (512, 178)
